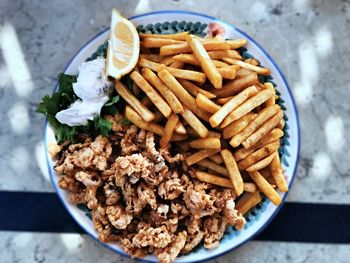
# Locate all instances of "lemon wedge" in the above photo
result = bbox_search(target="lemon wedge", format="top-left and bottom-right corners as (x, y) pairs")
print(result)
(106, 9), (140, 79)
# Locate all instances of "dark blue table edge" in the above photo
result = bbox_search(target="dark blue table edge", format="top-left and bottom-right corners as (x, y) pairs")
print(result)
(1, 191), (349, 243)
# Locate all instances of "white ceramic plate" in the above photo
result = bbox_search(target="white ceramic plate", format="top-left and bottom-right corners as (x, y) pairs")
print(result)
(45, 10), (300, 263)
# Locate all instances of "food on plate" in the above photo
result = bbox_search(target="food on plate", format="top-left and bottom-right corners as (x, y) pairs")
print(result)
(209, 85), (259, 128)
(235, 191), (262, 215)
(160, 113), (179, 148)
(229, 104), (280, 147)
(195, 93), (221, 113)
(37, 9), (289, 263)
(189, 137), (221, 149)
(159, 39), (230, 56)
(186, 34), (222, 89)
(248, 171), (282, 205)
(220, 149), (243, 196)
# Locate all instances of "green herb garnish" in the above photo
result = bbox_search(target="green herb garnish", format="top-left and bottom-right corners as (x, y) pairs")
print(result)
(37, 73), (121, 144)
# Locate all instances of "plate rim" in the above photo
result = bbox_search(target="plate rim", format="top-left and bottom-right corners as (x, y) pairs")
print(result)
(44, 10), (301, 263)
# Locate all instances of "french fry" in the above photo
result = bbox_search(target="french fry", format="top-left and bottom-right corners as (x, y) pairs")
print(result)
(222, 112), (257, 139)
(160, 65), (206, 84)
(216, 96), (234, 105)
(140, 54), (162, 62)
(225, 50), (243, 60)
(181, 107), (209, 138)
(195, 171), (233, 188)
(234, 128), (284, 161)
(213, 60), (231, 68)
(246, 58), (259, 65)
(144, 123), (164, 136)
(160, 113), (179, 148)
(160, 39), (230, 56)
(263, 82), (276, 107)
(159, 56), (175, 66)
(230, 64), (241, 71)
(249, 171), (282, 205)
(130, 71), (172, 118)
(242, 110), (283, 149)
(115, 81), (155, 122)
(141, 38), (184, 48)
(158, 68), (210, 121)
(172, 54), (200, 66)
(161, 43), (192, 56)
(226, 39), (247, 49)
(246, 152), (277, 172)
(207, 50), (230, 59)
(176, 141), (190, 151)
(244, 58), (259, 66)
(172, 54), (230, 68)
(249, 128), (284, 151)
(138, 57), (160, 71)
(277, 118), (285, 129)
(243, 182), (257, 193)
(223, 58), (270, 75)
(197, 159), (229, 177)
(175, 120), (187, 135)
(178, 79), (216, 99)
(221, 149), (243, 196)
(186, 127), (220, 139)
(195, 93), (221, 113)
(141, 68), (184, 114)
(209, 86), (259, 128)
(196, 172), (258, 190)
(221, 89), (275, 128)
(189, 138), (221, 149)
(186, 149), (220, 166)
(235, 191), (262, 215)
(213, 73), (259, 98)
(270, 154), (289, 192)
(237, 140), (280, 170)
(125, 106), (162, 135)
(169, 61), (185, 69)
(172, 53), (230, 66)
(140, 58), (206, 83)
(256, 83), (265, 91)
(229, 105), (280, 147)
(236, 68), (253, 77)
(208, 153), (224, 164)
(186, 35), (222, 89)
(139, 31), (189, 40)
(217, 67), (236, 79)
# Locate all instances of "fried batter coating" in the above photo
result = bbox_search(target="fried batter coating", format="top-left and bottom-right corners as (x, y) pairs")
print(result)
(55, 125), (246, 262)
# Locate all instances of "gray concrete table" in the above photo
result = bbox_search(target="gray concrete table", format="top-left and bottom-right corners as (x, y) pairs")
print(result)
(0, 0), (350, 262)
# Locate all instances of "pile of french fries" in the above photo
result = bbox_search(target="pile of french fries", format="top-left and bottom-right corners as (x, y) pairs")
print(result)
(115, 31), (289, 215)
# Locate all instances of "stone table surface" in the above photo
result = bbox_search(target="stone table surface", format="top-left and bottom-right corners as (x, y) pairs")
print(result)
(0, 0), (349, 262)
